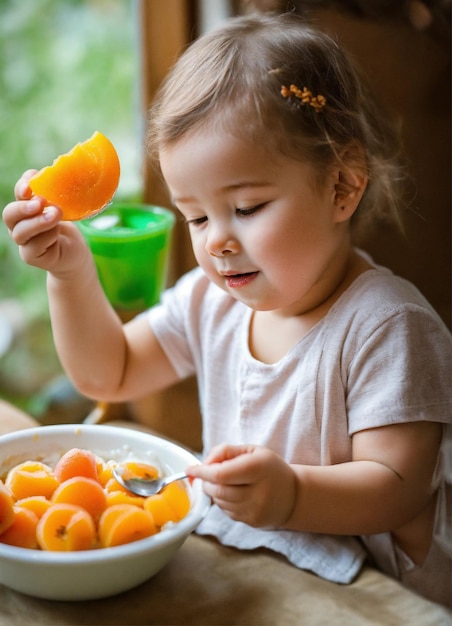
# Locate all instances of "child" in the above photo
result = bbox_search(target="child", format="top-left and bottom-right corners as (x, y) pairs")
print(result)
(3, 13), (451, 607)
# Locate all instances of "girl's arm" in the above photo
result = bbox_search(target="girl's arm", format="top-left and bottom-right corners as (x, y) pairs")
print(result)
(187, 420), (442, 536)
(3, 172), (179, 403)
(287, 420), (442, 534)
(47, 270), (179, 402)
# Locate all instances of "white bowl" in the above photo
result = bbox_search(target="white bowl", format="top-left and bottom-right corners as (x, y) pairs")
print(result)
(0, 424), (210, 600)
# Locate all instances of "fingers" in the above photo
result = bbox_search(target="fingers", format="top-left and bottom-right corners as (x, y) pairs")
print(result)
(202, 442), (257, 465)
(3, 197), (42, 231)
(3, 199), (61, 245)
(192, 472), (257, 524)
(3, 172), (89, 275)
(186, 445), (261, 523)
(187, 445), (297, 528)
(187, 444), (260, 485)
(3, 170), (62, 241)
(203, 485), (253, 523)
(14, 169), (38, 201)
(2, 172), (65, 271)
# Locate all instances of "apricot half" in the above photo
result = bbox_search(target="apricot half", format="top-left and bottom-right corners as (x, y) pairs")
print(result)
(53, 447), (98, 483)
(0, 482), (14, 535)
(0, 505), (39, 549)
(144, 482), (190, 528)
(36, 503), (96, 551)
(99, 504), (157, 548)
(52, 476), (107, 521)
(29, 131), (120, 221)
(162, 482), (191, 520)
(16, 495), (52, 519)
(120, 461), (159, 482)
(105, 487), (145, 509)
(5, 461), (59, 500)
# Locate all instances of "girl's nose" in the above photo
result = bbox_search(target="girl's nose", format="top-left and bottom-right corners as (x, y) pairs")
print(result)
(206, 225), (239, 257)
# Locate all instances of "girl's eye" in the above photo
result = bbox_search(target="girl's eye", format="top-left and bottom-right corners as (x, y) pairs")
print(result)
(186, 216), (207, 226)
(236, 203), (266, 218)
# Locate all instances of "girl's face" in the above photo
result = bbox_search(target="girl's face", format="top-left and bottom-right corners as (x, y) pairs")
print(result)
(159, 128), (353, 316)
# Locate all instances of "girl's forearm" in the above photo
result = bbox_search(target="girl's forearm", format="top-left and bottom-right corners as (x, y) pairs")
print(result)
(46, 262), (127, 399)
(285, 460), (428, 536)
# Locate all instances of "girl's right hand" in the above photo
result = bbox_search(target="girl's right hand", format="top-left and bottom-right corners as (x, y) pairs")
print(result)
(2, 170), (89, 276)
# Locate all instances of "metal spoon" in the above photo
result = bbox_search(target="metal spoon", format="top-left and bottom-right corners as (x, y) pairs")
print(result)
(112, 466), (188, 496)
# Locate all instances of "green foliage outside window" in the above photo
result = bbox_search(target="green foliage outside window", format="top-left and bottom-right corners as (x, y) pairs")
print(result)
(0, 0), (140, 413)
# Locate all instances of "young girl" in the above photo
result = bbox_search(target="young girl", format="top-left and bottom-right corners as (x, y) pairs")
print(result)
(3, 13), (451, 607)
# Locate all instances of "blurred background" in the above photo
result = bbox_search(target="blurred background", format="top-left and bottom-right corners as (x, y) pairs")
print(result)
(0, 0), (141, 418)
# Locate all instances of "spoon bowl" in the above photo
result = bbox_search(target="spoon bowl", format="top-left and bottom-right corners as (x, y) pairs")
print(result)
(113, 467), (188, 496)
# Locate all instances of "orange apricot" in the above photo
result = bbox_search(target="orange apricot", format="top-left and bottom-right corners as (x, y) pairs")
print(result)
(98, 504), (157, 548)
(102, 461), (159, 498)
(53, 447), (98, 483)
(0, 481), (15, 535)
(143, 493), (178, 528)
(106, 490), (145, 509)
(16, 495), (52, 519)
(162, 481), (191, 520)
(104, 476), (131, 495)
(144, 481), (190, 527)
(36, 503), (96, 551)
(51, 476), (107, 521)
(0, 505), (39, 549)
(29, 131), (120, 221)
(5, 461), (59, 500)
(118, 461), (159, 482)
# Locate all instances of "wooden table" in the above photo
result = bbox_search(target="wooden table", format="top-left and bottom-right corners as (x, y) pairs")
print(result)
(1, 534), (450, 626)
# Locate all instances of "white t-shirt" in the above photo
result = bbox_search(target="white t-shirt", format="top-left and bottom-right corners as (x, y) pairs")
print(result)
(146, 260), (451, 597)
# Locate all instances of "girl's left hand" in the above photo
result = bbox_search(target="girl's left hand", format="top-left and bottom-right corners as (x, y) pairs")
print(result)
(187, 443), (296, 528)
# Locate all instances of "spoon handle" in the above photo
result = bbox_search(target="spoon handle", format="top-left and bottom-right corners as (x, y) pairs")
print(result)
(162, 472), (187, 488)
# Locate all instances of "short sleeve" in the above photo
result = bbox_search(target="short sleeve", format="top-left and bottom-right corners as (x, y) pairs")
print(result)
(346, 305), (452, 434)
(146, 268), (206, 379)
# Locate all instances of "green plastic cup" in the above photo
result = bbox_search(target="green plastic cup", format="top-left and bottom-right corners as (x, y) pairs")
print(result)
(78, 203), (175, 313)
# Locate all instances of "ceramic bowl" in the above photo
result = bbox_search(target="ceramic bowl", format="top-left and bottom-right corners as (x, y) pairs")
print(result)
(0, 424), (210, 600)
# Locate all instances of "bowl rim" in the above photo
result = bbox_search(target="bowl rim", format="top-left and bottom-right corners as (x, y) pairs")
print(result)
(0, 424), (210, 563)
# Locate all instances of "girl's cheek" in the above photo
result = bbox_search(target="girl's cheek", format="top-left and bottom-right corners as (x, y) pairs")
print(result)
(190, 235), (209, 264)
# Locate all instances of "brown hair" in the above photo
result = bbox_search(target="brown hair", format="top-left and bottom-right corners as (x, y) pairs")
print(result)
(148, 13), (406, 232)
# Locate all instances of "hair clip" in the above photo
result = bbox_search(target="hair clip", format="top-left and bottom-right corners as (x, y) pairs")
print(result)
(280, 84), (326, 113)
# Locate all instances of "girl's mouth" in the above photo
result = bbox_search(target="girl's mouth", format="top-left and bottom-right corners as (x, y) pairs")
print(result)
(224, 272), (258, 289)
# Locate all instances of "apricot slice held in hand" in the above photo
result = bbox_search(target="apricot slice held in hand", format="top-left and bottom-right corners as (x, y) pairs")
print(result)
(29, 131), (120, 221)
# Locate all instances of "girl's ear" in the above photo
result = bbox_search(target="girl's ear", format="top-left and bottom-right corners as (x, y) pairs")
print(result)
(332, 150), (368, 223)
